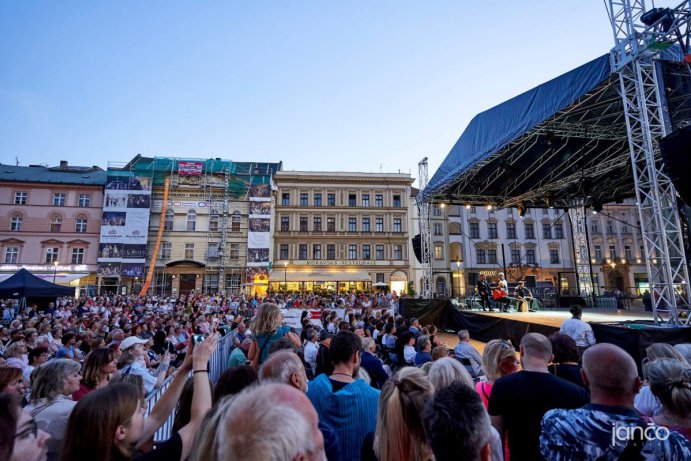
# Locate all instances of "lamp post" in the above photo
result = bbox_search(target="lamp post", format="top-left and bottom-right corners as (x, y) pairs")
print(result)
(284, 261), (287, 292)
(456, 260), (461, 298)
(53, 260), (58, 283)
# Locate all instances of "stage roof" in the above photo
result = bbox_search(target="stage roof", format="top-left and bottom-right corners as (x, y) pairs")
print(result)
(422, 51), (691, 209)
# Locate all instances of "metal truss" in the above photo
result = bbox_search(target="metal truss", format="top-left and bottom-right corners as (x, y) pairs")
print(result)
(418, 158), (433, 299)
(608, 0), (691, 324)
(568, 205), (595, 299)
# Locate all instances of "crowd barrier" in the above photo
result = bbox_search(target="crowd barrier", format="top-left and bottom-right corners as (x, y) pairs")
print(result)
(145, 328), (235, 442)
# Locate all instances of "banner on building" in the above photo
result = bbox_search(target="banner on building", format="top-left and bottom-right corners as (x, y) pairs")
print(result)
(178, 161), (203, 175)
(246, 181), (273, 281)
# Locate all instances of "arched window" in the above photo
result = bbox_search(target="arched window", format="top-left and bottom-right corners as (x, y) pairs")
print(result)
(231, 211), (241, 233)
(50, 214), (62, 232)
(186, 210), (196, 231)
(10, 213), (22, 231)
(164, 209), (174, 231)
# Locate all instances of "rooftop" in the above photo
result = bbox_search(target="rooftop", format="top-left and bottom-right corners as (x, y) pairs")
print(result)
(0, 161), (106, 186)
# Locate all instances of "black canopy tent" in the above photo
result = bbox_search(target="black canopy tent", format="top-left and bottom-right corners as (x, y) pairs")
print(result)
(0, 268), (75, 299)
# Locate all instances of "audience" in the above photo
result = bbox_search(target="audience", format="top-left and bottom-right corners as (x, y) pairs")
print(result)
(454, 330), (483, 377)
(360, 338), (389, 390)
(635, 342), (689, 417)
(548, 332), (585, 387)
(646, 358), (691, 441)
(476, 338), (518, 409)
(0, 394), (51, 461)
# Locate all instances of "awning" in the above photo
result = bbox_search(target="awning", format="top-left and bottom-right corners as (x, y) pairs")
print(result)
(269, 269), (372, 283)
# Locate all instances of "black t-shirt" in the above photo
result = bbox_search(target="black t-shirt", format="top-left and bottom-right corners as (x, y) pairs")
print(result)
(488, 370), (589, 460)
(134, 433), (182, 461)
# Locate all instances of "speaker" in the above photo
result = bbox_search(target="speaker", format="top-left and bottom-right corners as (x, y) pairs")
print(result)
(660, 125), (691, 205)
(411, 234), (422, 263)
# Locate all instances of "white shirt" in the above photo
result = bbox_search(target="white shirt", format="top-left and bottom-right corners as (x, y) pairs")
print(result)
(403, 345), (416, 364)
(559, 318), (596, 348)
(304, 341), (319, 374)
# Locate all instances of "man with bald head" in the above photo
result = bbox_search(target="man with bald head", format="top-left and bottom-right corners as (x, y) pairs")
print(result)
(541, 343), (691, 459)
(488, 333), (589, 460)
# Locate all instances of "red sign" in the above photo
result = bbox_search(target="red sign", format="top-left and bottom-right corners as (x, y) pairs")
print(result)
(178, 161), (203, 175)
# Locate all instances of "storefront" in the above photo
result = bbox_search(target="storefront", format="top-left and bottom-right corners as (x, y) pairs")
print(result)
(269, 268), (373, 293)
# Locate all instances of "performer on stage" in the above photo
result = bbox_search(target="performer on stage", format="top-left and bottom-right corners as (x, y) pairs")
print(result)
(476, 274), (492, 311)
(493, 272), (511, 312)
(513, 280), (534, 312)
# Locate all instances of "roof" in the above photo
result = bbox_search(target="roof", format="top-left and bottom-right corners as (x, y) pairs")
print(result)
(0, 164), (106, 186)
(421, 49), (691, 209)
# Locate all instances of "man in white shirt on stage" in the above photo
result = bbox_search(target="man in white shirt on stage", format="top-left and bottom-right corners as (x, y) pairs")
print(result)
(559, 304), (596, 356)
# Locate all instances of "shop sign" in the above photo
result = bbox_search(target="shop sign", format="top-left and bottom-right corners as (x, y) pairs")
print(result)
(305, 260), (381, 266)
(0, 264), (89, 272)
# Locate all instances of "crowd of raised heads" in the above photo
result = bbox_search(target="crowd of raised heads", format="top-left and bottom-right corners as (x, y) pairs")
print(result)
(2, 294), (691, 461)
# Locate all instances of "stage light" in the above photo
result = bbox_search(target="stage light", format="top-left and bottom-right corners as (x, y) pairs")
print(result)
(517, 203), (527, 218)
(641, 8), (674, 32)
(465, 204), (471, 209)
(545, 193), (554, 209)
(636, 258), (642, 264)
(592, 201), (603, 214)
(486, 204), (493, 211)
(440, 203), (446, 209)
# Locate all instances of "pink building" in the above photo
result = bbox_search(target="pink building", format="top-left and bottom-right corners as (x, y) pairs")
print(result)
(0, 161), (106, 287)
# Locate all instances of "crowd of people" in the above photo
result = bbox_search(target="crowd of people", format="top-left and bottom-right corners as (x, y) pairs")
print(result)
(1, 290), (691, 460)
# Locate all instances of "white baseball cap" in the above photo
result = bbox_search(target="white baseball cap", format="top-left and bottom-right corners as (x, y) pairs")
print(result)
(120, 336), (149, 350)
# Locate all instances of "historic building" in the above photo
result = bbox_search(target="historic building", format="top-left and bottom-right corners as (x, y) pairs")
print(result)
(271, 171), (414, 294)
(0, 161), (106, 291)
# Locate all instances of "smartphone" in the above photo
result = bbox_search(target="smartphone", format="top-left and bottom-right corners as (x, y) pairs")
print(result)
(193, 334), (205, 344)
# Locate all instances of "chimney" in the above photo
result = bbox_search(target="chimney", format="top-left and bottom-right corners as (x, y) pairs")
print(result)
(60, 160), (68, 168)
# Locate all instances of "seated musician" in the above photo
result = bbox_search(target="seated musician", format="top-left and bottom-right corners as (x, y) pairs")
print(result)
(493, 272), (511, 312)
(513, 280), (534, 312)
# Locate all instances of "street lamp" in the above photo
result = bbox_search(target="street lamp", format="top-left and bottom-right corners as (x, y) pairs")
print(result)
(283, 261), (287, 292)
(53, 260), (58, 283)
(456, 260), (461, 298)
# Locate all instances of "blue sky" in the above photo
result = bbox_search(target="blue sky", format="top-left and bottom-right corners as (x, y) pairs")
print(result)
(1, 1), (626, 183)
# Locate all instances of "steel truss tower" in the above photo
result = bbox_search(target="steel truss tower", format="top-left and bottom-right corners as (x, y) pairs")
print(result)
(418, 158), (433, 299)
(608, 0), (691, 324)
(569, 204), (595, 300)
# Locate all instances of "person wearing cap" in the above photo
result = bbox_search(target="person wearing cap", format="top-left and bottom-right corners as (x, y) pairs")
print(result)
(117, 336), (171, 394)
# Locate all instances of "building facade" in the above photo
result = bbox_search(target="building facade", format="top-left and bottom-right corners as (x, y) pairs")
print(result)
(0, 161), (105, 290)
(272, 171), (414, 294)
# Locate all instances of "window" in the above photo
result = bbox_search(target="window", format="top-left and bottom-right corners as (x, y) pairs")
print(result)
(71, 248), (84, 264)
(476, 248), (486, 264)
(75, 218), (87, 233)
(10, 214), (22, 231)
(506, 222), (516, 239)
(50, 215), (62, 232)
(348, 217), (357, 232)
(78, 194), (90, 207)
(231, 212), (241, 232)
(375, 195), (383, 207)
(226, 273), (241, 291)
(375, 218), (384, 233)
(488, 249), (497, 264)
(299, 244), (308, 260)
(524, 223), (535, 239)
(433, 223), (442, 235)
(470, 206), (477, 214)
(376, 245), (385, 260)
(449, 222), (462, 235)
(280, 244), (289, 260)
(327, 194), (336, 206)
(327, 217), (336, 232)
(14, 192), (27, 205)
(300, 193), (308, 206)
(594, 245), (603, 260)
(348, 244), (357, 260)
(45, 247), (59, 263)
(4, 247), (18, 263)
(625, 245), (633, 260)
(229, 243), (240, 260)
(511, 248), (521, 264)
(609, 245), (617, 259)
(314, 193), (322, 206)
(393, 218), (402, 233)
(282, 193), (290, 206)
(394, 245), (403, 260)
(376, 273), (385, 284)
(525, 248), (536, 264)
(543, 209), (550, 216)
(554, 223), (564, 239)
(327, 245), (336, 259)
(550, 249), (560, 264)
(300, 217), (308, 232)
(607, 221), (615, 234)
(433, 205), (442, 216)
(160, 241), (171, 259)
(209, 213), (219, 231)
(362, 218), (370, 232)
(186, 210), (197, 231)
(362, 194), (370, 207)
(164, 210), (174, 231)
(348, 194), (357, 207)
(362, 244), (371, 260)
(185, 243), (195, 259)
(393, 195), (401, 207)
(591, 221), (600, 233)
(313, 244), (322, 260)
(281, 217), (289, 231)
(434, 243), (443, 260)
(488, 222), (498, 239)
(622, 222), (630, 233)
(542, 223), (552, 239)
(313, 217), (322, 231)
(53, 193), (66, 206)
(469, 222), (480, 239)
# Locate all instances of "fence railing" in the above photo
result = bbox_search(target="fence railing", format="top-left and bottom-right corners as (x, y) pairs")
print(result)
(145, 329), (235, 442)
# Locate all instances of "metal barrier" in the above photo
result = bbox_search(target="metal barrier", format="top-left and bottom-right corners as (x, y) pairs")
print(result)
(145, 329), (235, 442)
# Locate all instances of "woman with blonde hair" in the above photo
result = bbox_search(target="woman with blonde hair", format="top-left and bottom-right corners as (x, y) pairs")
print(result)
(426, 357), (475, 390)
(371, 367), (434, 461)
(476, 339), (519, 409)
(636, 342), (689, 417)
(248, 303), (300, 367)
(646, 358), (691, 441)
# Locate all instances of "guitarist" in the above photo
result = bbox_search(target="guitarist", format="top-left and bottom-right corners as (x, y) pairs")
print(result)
(494, 272), (511, 312)
(476, 274), (492, 311)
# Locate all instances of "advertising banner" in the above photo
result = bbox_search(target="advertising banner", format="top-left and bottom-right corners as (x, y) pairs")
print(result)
(178, 161), (203, 175)
(246, 182), (273, 279)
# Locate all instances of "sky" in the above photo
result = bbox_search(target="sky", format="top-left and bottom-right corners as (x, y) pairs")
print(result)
(0, 1), (629, 185)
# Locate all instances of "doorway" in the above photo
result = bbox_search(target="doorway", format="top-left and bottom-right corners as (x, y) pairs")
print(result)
(179, 274), (197, 294)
